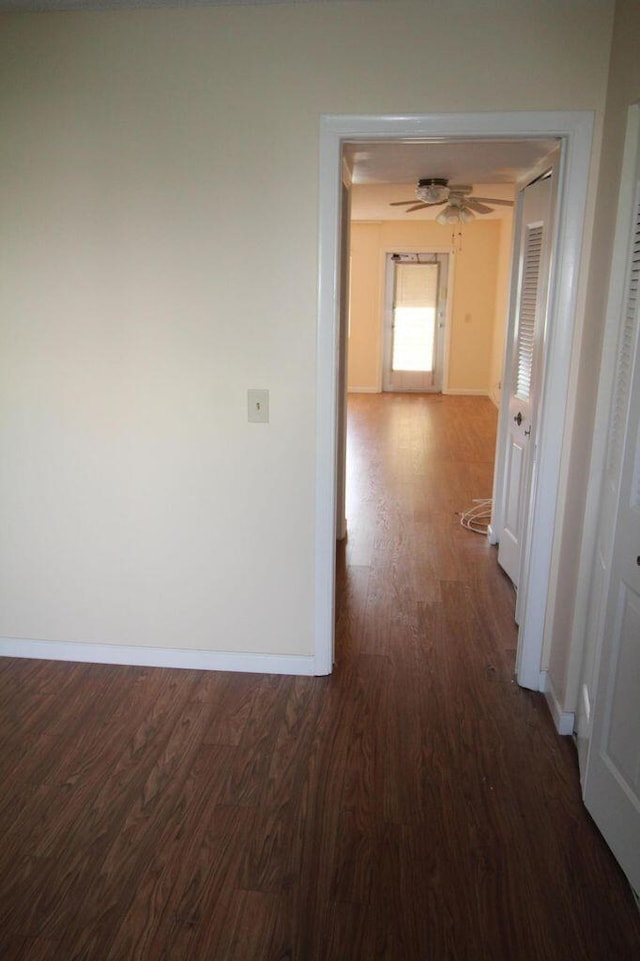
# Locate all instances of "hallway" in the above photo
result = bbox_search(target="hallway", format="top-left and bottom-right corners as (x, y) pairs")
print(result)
(0, 394), (639, 959)
(332, 391), (640, 958)
(338, 392), (510, 658)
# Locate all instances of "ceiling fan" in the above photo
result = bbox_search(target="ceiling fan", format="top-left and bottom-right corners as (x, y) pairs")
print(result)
(390, 178), (514, 223)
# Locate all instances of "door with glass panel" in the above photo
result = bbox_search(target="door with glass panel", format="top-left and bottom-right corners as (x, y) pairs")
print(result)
(383, 253), (448, 392)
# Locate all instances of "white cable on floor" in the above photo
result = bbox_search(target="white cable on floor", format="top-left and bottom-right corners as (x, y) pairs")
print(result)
(459, 498), (492, 534)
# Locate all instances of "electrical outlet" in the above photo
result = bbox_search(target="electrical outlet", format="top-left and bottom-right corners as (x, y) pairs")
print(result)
(247, 389), (269, 423)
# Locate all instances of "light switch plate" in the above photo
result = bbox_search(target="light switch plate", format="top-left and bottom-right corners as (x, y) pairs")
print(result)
(247, 389), (269, 423)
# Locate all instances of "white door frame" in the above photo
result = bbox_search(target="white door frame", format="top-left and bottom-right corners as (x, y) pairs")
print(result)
(314, 112), (594, 687)
(382, 251), (449, 394)
(378, 243), (454, 394)
(576, 103), (640, 772)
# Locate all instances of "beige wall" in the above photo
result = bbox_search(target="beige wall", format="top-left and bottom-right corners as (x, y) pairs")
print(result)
(348, 223), (383, 391)
(488, 218), (516, 407)
(447, 221), (503, 393)
(348, 220), (505, 394)
(548, 0), (640, 711)
(0, 1), (614, 659)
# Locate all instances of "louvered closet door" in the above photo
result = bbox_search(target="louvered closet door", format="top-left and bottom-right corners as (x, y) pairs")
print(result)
(583, 170), (640, 893)
(498, 175), (553, 593)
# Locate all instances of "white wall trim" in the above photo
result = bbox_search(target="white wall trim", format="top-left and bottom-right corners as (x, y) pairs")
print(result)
(514, 117), (593, 690)
(541, 670), (576, 736)
(0, 637), (317, 676)
(573, 104), (640, 757)
(378, 243), (454, 395)
(317, 111), (594, 686)
(442, 388), (489, 396)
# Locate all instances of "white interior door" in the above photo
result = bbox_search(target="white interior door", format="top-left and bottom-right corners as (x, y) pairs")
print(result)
(582, 164), (640, 894)
(498, 174), (553, 600)
(383, 253), (447, 392)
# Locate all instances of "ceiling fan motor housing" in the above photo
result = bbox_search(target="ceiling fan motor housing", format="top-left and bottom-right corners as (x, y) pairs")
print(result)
(416, 178), (450, 204)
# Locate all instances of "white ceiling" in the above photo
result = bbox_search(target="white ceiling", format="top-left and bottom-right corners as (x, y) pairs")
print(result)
(345, 137), (559, 222)
(344, 138), (558, 186)
(1, 0), (352, 11)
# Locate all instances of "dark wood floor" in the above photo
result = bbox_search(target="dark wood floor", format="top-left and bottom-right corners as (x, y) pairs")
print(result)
(1, 393), (639, 960)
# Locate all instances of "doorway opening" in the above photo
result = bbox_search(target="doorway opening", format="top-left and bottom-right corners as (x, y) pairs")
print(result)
(315, 112), (594, 692)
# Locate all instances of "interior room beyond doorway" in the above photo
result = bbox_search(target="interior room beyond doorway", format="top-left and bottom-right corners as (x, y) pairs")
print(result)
(347, 218), (512, 402)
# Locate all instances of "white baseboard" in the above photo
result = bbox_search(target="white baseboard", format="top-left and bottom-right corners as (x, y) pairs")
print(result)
(540, 670), (575, 736)
(348, 387), (490, 397)
(442, 388), (489, 396)
(0, 636), (319, 676)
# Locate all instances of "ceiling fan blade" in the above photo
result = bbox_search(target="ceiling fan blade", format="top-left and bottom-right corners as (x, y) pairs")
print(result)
(404, 203), (431, 213)
(465, 200), (494, 215)
(389, 200), (418, 206)
(472, 197), (514, 206)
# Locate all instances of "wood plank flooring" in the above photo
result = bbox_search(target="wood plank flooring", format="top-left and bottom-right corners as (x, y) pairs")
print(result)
(1, 392), (639, 960)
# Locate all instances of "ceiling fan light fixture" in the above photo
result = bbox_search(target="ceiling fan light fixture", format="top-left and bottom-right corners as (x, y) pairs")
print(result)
(416, 178), (450, 204)
(436, 203), (476, 225)
(436, 205), (458, 225)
